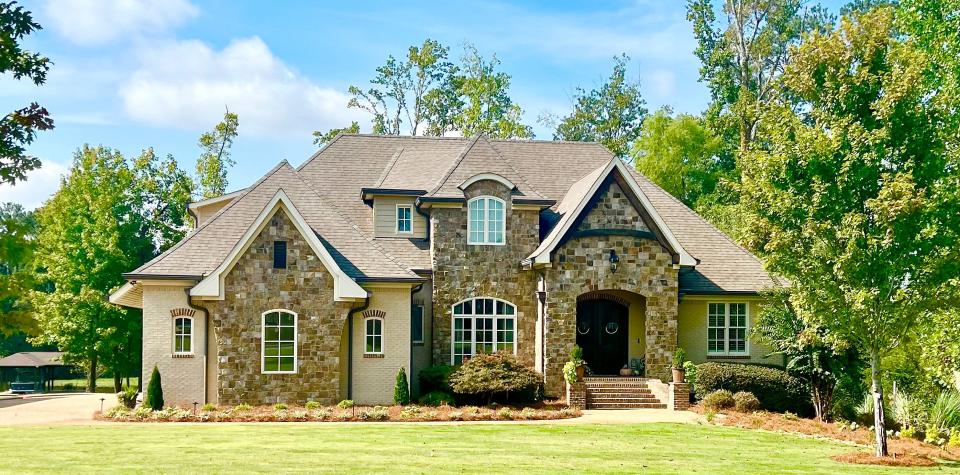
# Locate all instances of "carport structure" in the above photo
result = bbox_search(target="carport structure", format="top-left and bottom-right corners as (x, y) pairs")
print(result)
(0, 352), (67, 393)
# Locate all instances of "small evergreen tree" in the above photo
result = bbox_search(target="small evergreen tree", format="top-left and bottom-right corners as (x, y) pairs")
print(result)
(394, 367), (410, 405)
(145, 365), (164, 410)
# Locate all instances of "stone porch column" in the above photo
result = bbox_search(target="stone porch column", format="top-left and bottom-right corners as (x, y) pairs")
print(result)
(644, 293), (678, 381)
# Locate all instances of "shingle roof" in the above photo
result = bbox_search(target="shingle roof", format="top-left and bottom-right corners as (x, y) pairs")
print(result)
(0, 352), (65, 367)
(135, 134), (775, 293)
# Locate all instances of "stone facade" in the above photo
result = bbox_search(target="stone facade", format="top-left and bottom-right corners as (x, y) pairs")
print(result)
(202, 209), (353, 405)
(430, 180), (540, 367)
(576, 182), (650, 233)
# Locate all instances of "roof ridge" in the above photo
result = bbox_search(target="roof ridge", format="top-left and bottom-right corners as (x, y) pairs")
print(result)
(373, 147), (404, 188)
(486, 139), (547, 199)
(289, 168), (418, 278)
(426, 136), (480, 196)
(132, 160), (292, 275)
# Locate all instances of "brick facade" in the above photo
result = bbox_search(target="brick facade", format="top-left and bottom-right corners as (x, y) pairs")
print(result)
(203, 209), (353, 405)
(141, 283), (207, 406)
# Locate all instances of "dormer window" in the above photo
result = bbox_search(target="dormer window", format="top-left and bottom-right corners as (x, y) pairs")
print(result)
(468, 196), (505, 245)
(396, 204), (412, 234)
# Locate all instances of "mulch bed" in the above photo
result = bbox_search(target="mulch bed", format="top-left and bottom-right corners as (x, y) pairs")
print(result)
(691, 405), (960, 467)
(99, 400), (579, 423)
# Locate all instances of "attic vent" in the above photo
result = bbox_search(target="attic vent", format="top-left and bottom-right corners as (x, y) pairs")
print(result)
(273, 241), (287, 269)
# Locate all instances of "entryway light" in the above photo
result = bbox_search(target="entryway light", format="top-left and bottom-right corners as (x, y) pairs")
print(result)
(609, 249), (620, 273)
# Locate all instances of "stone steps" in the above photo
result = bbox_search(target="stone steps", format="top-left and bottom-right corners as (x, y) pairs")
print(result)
(588, 402), (668, 409)
(583, 377), (667, 410)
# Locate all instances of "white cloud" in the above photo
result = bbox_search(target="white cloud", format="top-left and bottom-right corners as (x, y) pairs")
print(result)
(41, 0), (198, 46)
(0, 161), (69, 210)
(119, 37), (362, 137)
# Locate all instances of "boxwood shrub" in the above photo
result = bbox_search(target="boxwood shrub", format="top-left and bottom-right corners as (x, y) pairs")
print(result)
(695, 362), (811, 415)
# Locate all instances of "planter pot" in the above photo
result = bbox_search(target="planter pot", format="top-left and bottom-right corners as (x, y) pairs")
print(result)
(575, 364), (586, 381)
(672, 368), (685, 383)
(619, 367), (634, 377)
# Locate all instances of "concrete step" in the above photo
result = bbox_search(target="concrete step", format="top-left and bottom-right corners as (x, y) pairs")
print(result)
(587, 402), (668, 409)
(588, 397), (663, 404)
(586, 387), (653, 394)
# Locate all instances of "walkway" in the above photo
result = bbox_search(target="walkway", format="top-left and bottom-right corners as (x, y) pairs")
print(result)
(0, 393), (116, 426)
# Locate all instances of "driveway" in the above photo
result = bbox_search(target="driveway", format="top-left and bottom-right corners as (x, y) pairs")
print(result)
(0, 393), (116, 426)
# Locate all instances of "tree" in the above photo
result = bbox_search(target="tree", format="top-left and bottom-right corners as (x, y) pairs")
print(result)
(394, 367), (410, 405)
(0, 1), (54, 185)
(195, 109), (239, 199)
(549, 55), (647, 159)
(145, 365), (163, 410)
(453, 44), (533, 139)
(312, 121), (359, 148)
(631, 107), (721, 207)
(740, 8), (960, 456)
(0, 203), (37, 335)
(134, 148), (194, 251)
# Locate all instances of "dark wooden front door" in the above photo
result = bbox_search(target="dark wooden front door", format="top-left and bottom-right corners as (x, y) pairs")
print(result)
(576, 299), (629, 375)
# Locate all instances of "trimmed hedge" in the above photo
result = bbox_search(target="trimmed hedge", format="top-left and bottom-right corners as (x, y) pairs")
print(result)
(695, 362), (811, 415)
(419, 365), (456, 394)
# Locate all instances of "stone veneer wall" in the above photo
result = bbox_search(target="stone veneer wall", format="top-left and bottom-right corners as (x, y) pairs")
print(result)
(431, 180), (540, 367)
(203, 209), (353, 405)
(542, 180), (678, 396)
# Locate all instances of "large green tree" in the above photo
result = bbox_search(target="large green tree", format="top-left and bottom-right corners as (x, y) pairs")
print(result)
(740, 7), (960, 456)
(631, 107), (721, 207)
(0, 1), (53, 185)
(550, 55), (647, 159)
(195, 109), (239, 199)
(452, 44), (532, 139)
(0, 202), (37, 335)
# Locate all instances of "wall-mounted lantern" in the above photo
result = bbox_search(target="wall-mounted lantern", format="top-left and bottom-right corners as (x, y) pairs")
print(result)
(609, 249), (620, 273)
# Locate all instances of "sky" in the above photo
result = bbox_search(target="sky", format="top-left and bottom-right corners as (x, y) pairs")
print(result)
(0, 0), (846, 210)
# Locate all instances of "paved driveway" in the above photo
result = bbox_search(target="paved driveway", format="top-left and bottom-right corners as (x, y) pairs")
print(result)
(0, 393), (116, 426)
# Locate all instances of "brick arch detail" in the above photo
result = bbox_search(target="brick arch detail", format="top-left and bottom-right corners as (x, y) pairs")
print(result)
(575, 291), (631, 307)
(170, 308), (196, 318)
(361, 309), (386, 319)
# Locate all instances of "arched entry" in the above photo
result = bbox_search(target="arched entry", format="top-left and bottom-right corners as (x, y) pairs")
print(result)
(576, 296), (629, 375)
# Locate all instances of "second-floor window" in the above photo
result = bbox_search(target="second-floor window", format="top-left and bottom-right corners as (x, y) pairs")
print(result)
(468, 196), (505, 245)
(396, 205), (412, 233)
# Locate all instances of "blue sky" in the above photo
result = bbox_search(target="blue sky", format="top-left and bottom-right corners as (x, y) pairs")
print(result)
(0, 0), (845, 209)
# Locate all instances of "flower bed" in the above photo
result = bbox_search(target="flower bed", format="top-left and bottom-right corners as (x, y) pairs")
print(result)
(99, 401), (579, 423)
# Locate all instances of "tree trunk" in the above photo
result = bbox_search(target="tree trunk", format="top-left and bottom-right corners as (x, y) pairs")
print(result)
(86, 353), (98, 393)
(113, 347), (122, 392)
(869, 350), (888, 457)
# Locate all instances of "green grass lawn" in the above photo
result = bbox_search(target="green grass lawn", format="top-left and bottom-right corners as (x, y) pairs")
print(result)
(48, 377), (139, 393)
(2, 422), (955, 474)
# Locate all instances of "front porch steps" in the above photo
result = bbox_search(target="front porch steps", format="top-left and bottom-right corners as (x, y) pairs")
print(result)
(584, 377), (667, 410)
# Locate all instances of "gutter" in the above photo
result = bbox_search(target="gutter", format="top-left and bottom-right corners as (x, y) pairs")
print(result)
(122, 273), (202, 281)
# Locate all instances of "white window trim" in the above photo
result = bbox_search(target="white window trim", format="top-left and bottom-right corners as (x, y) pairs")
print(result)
(395, 204), (413, 234)
(707, 302), (750, 356)
(364, 316), (384, 355)
(412, 304), (424, 344)
(261, 309), (298, 374)
(173, 316), (194, 355)
(466, 196), (506, 246)
(449, 297), (517, 364)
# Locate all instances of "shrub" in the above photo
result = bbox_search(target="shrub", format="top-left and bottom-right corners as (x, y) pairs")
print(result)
(928, 391), (960, 432)
(520, 407), (538, 420)
(448, 352), (541, 405)
(360, 406), (389, 421)
(570, 344), (584, 362)
(233, 403), (252, 412)
(562, 361), (578, 384)
(145, 366), (164, 410)
(496, 407), (514, 420)
(702, 389), (735, 411)
(105, 405), (130, 419)
(419, 365), (456, 393)
(399, 405), (422, 419)
(733, 391), (761, 412)
(337, 399), (355, 409)
(394, 367), (410, 405)
(683, 361), (698, 399)
(449, 411), (464, 421)
(418, 390), (456, 406)
(201, 403), (216, 412)
(695, 363), (810, 415)
(673, 347), (687, 370)
(274, 403), (288, 411)
(705, 410), (716, 422)
(901, 426), (917, 439)
(314, 408), (332, 420)
(305, 400), (320, 410)
(950, 431), (960, 448)
(116, 386), (138, 409)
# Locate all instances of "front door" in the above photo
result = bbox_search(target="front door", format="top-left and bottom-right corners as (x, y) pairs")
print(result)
(576, 298), (629, 375)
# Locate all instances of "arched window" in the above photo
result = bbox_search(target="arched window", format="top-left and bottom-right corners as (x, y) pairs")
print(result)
(262, 309), (297, 374)
(451, 298), (516, 364)
(173, 317), (193, 355)
(364, 317), (383, 354)
(467, 196), (505, 245)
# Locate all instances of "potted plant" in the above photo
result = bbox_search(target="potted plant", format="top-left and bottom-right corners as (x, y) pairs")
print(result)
(570, 345), (586, 380)
(672, 347), (687, 383)
(619, 364), (634, 377)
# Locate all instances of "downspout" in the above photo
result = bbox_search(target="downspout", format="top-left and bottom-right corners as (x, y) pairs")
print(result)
(536, 270), (547, 377)
(346, 298), (370, 400)
(184, 288), (209, 404)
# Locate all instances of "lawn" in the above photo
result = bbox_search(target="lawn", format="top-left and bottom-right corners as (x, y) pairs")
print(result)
(2, 422), (955, 474)
(49, 377), (139, 393)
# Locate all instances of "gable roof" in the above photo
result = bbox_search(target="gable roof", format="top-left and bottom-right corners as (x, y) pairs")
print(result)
(423, 136), (547, 202)
(525, 158), (696, 267)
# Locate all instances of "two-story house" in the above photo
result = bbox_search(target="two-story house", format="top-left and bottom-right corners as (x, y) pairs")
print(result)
(110, 134), (779, 406)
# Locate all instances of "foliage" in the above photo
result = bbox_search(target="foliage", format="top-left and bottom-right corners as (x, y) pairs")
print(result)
(195, 109), (239, 199)
(562, 361), (578, 384)
(549, 54), (647, 159)
(927, 391), (960, 433)
(448, 352), (541, 404)
(417, 390), (455, 407)
(733, 391), (761, 412)
(0, 203), (37, 335)
(695, 362), (810, 415)
(570, 344), (583, 363)
(117, 386), (138, 409)
(915, 309), (960, 388)
(632, 107), (721, 207)
(394, 367), (410, 405)
(273, 403), (288, 412)
(233, 403), (252, 412)
(0, 1), (54, 185)
(145, 366), (163, 410)
(453, 44), (532, 139)
(683, 361), (698, 398)
(702, 389), (735, 410)
(672, 347), (687, 370)
(337, 399), (355, 409)
(359, 406), (389, 421)
(739, 7), (960, 456)
(313, 121), (359, 148)
(201, 403), (216, 412)
(305, 400), (320, 410)
(419, 364), (455, 393)
(132, 148), (194, 251)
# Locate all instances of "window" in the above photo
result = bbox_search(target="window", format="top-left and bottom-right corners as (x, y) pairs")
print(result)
(262, 310), (297, 373)
(708, 303), (748, 355)
(173, 317), (193, 354)
(273, 240), (287, 269)
(412, 305), (424, 344)
(451, 298), (516, 364)
(396, 205), (412, 233)
(365, 317), (383, 354)
(467, 197), (505, 245)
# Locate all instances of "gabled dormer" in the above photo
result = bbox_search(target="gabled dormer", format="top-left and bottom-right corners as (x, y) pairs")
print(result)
(360, 188), (428, 239)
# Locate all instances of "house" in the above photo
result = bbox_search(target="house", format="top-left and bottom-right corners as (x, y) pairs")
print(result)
(109, 134), (779, 407)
